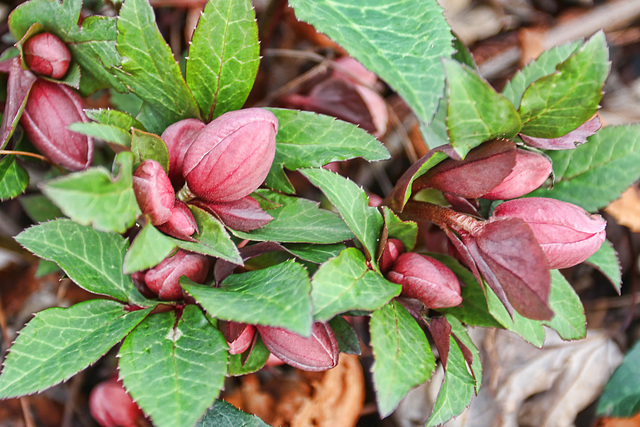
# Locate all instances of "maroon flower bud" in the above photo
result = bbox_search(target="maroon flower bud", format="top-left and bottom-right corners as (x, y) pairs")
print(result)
(492, 197), (606, 269)
(387, 252), (462, 308)
(221, 321), (256, 355)
(89, 378), (143, 427)
(23, 33), (71, 79)
(20, 80), (94, 171)
(379, 238), (405, 273)
(144, 249), (209, 300)
(192, 196), (272, 232)
(156, 200), (198, 241)
(132, 160), (175, 225)
(182, 108), (278, 203)
(257, 322), (339, 372)
(161, 118), (205, 187)
(481, 149), (552, 200)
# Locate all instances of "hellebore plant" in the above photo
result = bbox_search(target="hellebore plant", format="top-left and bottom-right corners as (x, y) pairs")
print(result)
(0, 0), (634, 426)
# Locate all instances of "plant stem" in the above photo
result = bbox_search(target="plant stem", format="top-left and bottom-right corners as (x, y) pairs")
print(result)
(402, 200), (480, 233)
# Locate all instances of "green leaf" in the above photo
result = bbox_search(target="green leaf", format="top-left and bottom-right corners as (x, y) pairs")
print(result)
(19, 194), (64, 222)
(502, 40), (582, 108)
(232, 193), (354, 244)
(123, 223), (176, 274)
(370, 300), (435, 417)
(183, 260), (313, 336)
(186, 0), (259, 121)
(288, 0), (454, 123)
(0, 156), (29, 200)
(85, 108), (146, 131)
(328, 315), (361, 355)
(445, 59), (522, 157)
(486, 284), (545, 347)
(519, 32), (609, 138)
(597, 340), (640, 417)
(168, 205), (242, 265)
(198, 400), (270, 427)
(383, 207), (418, 251)
(265, 109), (390, 192)
(0, 300), (150, 398)
(15, 219), (149, 305)
(447, 315), (481, 389)
(114, 0), (200, 131)
(119, 306), (228, 427)
(41, 151), (140, 234)
(301, 168), (383, 260)
(543, 270), (586, 340)
(311, 248), (400, 321)
(283, 242), (346, 264)
(427, 334), (476, 426)
(528, 125), (640, 211)
(419, 89), (449, 150)
(131, 128), (170, 172)
(227, 338), (270, 376)
(35, 259), (61, 277)
(68, 122), (132, 147)
(586, 240), (621, 292)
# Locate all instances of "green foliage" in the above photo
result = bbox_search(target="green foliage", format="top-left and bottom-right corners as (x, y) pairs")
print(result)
(0, 156), (28, 200)
(328, 316), (361, 355)
(130, 128), (170, 171)
(597, 340), (640, 417)
(543, 270), (586, 340)
(198, 400), (270, 427)
(227, 338), (270, 376)
(586, 240), (622, 292)
(123, 223), (176, 274)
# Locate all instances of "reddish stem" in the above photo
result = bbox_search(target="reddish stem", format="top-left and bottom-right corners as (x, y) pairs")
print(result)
(402, 200), (481, 234)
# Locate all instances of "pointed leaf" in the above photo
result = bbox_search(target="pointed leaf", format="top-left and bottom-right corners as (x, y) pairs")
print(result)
(19, 194), (63, 222)
(519, 115), (601, 150)
(15, 219), (150, 305)
(41, 151), (140, 233)
(187, 0), (259, 120)
(227, 338), (270, 376)
(289, 0), (454, 123)
(445, 59), (521, 157)
(586, 239), (621, 292)
(131, 128), (170, 172)
(0, 300), (150, 398)
(85, 108), (146, 131)
(328, 316), (361, 355)
(311, 248), (400, 321)
(183, 260), (313, 336)
(0, 156), (29, 200)
(528, 125), (640, 211)
(123, 223), (177, 274)
(119, 306), (228, 427)
(68, 122), (132, 147)
(543, 270), (586, 340)
(198, 400), (270, 427)
(0, 58), (37, 149)
(597, 340), (640, 417)
(370, 300), (435, 417)
(447, 315), (481, 388)
(486, 284), (545, 347)
(383, 207), (418, 251)
(301, 168), (383, 260)
(114, 0), (200, 129)
(283, 242), (346, 264)
(519, 31), (609, 138)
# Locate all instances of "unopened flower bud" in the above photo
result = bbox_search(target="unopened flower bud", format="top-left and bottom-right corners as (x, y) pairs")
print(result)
(221, 321), (256, 355)
(257, 322), (339, 372)
(133, 160), (175, 225)
(21, 80), (93, 171)
(379, 238), (405, 273)
(182, 108), (278, 203)
(481, 149), (552, 200)
(89, 378), (142, 427)
(144, 249), (209, 300)
(156, 200), (198, 241)
(23, 33), (71, 79)
(161, 118), (205, 187)
(387, 252), (462, 308)
(492, 197), (606, 269)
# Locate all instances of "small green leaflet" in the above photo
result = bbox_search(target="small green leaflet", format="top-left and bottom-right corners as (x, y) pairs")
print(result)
(15, 219), (150, 305)
(131, 128), (170, 172)
(519, 31), (609, 138)
(198, 400), (270, 427)
(301, 168), (383, 261)
(370, 300), (435, 417)
(528, 125), (640, 211)
(68, 122), (132, 147)
(85, 108), (146, 131)
(41, 151), (140, 234)
(586, 240), (621, 292)
(118, 307), (228, 427)
(328, 315), (361, 355)
(183, 260), (313, 336)
(289, 0), (454, 124)
(186, 0), (260, 121)
(597, 340), (640, 417)
(544, 270), (586, 341)
(0, 155), (29, 200)
(227, 338), (270, 376)
(0, 300), (151, 398)
(19, 194), (63, 222)
(123, 223), (176, 274)
(283, 242), (346, 264)
(311, 248), (400, 321)
(383, 207), (418, 251)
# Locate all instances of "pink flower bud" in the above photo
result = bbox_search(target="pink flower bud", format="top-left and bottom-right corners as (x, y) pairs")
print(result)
(182, 108), (278, 203)
(161, 118), (205, 188)
(144, 249), (209, 300)
(23, 33), (71, 79)
(20, 80), (93, 171)
(221, 321), (256, 355)
(481, 149), (552, 200)
(89, 378), (143, 427)
(414, 139), (516, 199)
(156, 200), (198, 241)
(379, 238), (405, 273)
(132, 160), (175, 225)
(257, 322), (339, 372)
(192, 196), (272, 232)
(387, 252), (462, 308)
(492, 197), (606, 269)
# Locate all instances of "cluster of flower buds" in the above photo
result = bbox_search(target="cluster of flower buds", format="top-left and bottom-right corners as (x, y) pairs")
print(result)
(89, 378), (143, 427)
(0, 32), (94, 170)
(281, 57), (388, 137)
(133, 108), (278, 235)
